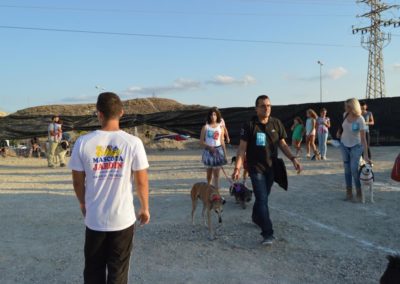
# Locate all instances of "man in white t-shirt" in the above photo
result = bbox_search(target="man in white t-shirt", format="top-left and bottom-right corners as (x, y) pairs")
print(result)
(68, 92), (150, 284)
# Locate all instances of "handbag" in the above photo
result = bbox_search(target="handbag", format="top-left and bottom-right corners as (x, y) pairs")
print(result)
(391, 153), (400, 182)
(273, 157), (288, 191)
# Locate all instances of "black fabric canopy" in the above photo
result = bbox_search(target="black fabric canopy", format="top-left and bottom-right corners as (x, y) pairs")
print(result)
(1, 97), (399, 145)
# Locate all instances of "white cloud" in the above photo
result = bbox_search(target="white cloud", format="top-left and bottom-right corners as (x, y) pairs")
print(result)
(60, 74), (257, 102)
(207, 74), (256, 86)
(393, 63), (400, 70)
(327, 67), (348, 80)
(284, 66), (348, 81)
(123, 74), (256, 97)
(124, 78), (201, 96)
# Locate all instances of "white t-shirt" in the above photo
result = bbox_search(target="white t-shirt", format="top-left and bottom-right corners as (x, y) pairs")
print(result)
(340, 115), (366, 147)
(68, 130), (149, 232)
(204, 123), (222, 147)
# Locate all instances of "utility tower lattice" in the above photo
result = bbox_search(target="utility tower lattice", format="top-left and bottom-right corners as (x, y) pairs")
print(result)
(352, 0), (400, 99)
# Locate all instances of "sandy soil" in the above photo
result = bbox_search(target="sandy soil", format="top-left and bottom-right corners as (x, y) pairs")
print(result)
(0, 145), (399, 284)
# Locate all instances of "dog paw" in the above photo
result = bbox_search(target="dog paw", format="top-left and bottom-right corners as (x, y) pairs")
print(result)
(208, 235), (217, 241)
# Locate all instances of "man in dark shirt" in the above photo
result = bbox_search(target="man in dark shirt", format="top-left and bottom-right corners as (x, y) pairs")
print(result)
(232, 95), (302, 245)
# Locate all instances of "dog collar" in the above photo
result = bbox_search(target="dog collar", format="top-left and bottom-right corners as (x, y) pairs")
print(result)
(211, 195), (221, 201)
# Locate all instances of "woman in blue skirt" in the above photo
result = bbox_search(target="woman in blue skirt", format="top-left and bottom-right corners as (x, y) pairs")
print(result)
(200, 107), (228, 190)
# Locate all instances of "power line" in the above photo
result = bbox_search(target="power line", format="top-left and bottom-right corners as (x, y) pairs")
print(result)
(0, 4), (353, 17)
(0, 25), (359, 48)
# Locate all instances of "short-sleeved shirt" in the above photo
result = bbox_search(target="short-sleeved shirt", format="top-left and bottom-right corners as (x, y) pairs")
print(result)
(317, 117), (330, 134)
(362, 111), (373, 132)
(292, 124), (304, 141)
(68, 130), (149, 232)
(340, 115), (366, 148)
(240, 116), (287, 174)
(48, 123), (62, 142)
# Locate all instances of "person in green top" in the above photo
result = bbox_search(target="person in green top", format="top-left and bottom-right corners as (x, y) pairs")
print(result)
(291, 116), (305, 157)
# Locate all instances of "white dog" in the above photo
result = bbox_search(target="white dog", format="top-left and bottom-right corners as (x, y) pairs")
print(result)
(359, 163), (375, 203)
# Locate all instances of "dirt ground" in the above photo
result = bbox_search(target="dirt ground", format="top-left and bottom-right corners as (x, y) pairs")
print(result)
(0, 145), (399, 284)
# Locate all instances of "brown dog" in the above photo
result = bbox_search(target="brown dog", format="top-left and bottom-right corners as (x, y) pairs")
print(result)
(191, 182), (223, 240)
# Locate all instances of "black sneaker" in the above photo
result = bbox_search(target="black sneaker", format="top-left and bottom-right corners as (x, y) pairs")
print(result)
(261, 235), (275, 246)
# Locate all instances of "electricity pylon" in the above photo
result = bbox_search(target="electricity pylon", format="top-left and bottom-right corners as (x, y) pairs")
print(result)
(353, 0), (400, 99)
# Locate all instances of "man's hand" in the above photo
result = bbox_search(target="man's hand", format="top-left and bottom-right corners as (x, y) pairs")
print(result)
(137, 208), (150, 226)
(232, 168), (240, 181)
(80, 203), (86, 217)
(292, 158), (302, 174)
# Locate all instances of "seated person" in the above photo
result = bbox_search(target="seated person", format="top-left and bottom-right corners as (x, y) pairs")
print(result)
(0, 139), (9, 157)
(29, 137), (41, 158)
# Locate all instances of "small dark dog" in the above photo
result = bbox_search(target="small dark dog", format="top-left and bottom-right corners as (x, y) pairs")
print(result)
(60, 140), (69, 150)
(381, 255), (400, 284)
(229, 182), (253, 209)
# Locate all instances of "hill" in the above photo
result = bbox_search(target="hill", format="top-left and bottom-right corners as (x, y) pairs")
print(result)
(12, 98), (206, 116)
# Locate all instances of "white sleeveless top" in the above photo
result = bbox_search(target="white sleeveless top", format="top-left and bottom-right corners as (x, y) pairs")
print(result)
(204, 123), (222, 147)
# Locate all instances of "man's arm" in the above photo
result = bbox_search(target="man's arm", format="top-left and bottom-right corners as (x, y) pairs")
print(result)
(368, 113), (375, 126)
(133, 169), (150, 226)
(232, 140), (247, 180)
(279, 139), (302, 173)
(72, 170), (86, 216)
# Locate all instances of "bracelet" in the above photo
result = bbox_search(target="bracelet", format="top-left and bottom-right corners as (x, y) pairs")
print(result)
(289, 157), (296, 161)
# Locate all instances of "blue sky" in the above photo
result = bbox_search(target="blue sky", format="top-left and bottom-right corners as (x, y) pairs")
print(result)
(0, 0), (399, 113)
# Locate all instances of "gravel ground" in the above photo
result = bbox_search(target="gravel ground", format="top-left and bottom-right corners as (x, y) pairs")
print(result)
(0, 145), (399, 284)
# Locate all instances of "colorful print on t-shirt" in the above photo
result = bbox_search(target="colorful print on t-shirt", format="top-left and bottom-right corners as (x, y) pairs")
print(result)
(207, 129), (220, 141)
(92, 145), (124, 174)
(256, 132), (267, 146)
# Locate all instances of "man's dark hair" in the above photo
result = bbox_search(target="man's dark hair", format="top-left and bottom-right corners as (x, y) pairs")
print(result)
(206, 107), (222, 124)
(360, 101), (367, 107)
(255, 95), (270, 107)
(96, 92), (123, 120)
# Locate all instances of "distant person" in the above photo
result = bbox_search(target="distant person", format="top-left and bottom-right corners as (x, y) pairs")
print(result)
(47, 115), (67, 167)
(232, 95), (301, 246)
(200, 107), (227, 190)
(220, 117), (231, 144)
(361, 101), (374, 159)
(0, 139), (9, 157)
(290, 116), (305, 157)
(305, 109), (319, 160)
(69, 92), (150, 284)
(316, 108), (331, 160)
(29, 137), (41, 158)
(339, 98), (370, 202)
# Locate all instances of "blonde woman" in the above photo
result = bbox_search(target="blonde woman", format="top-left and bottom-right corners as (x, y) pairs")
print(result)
(339, 98), (370, 202)
(200, 107), (228, 190)
(305, 109), (319, 159)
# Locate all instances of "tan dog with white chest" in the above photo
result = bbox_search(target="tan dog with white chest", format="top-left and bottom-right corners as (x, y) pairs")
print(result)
(191, 182), (223, 240)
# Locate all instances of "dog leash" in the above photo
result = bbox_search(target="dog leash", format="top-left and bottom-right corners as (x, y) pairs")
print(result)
(220, 166), (234, 186)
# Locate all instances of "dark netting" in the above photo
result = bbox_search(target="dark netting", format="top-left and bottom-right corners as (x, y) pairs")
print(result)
(0, 97), (399, 145)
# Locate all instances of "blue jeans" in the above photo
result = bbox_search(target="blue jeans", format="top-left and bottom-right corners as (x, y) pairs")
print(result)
(340, 143), (363, 189)
(250, 171), (274, 238)
(318, 132), (328, 158)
